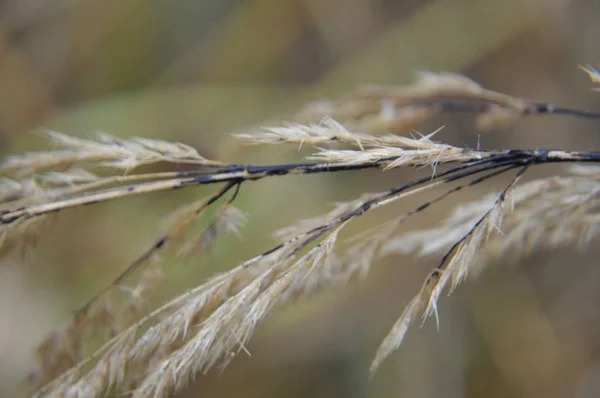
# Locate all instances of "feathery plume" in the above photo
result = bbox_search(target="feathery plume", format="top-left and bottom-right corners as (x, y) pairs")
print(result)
(1, 130), (221, 178)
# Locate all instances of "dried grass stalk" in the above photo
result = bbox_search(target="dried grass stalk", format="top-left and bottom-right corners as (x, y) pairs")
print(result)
(1, 72), (600, 397)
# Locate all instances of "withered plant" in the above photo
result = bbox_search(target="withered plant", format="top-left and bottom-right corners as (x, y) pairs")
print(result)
(3, 69), (600, 397)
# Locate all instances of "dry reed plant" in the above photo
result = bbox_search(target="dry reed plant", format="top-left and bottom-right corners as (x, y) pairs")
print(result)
(2, 70), (600, 397)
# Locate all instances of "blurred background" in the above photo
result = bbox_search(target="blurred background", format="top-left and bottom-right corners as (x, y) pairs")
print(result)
(2, 0), (600, 397)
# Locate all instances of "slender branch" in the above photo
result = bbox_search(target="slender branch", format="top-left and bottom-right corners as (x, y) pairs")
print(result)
(74, 180), (242, 319)
(252, 157), (533, 268)
(4, 148), (600, 226)
(413, 98), (600, 120)
(530, 104), (600, 120)
(429, 162), (531, 280)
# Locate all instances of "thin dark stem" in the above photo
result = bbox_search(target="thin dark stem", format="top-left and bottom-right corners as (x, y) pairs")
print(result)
(285, 159), (530, 260)
(412, 98), (600, 120)
(4, 148), (600, 226)
(532, 104), (600, 120)
(74, 181), (240, 319)
(0, 154), (511, 224)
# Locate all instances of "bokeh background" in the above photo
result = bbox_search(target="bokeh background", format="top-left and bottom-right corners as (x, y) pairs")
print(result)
(2, 0), (600, 397)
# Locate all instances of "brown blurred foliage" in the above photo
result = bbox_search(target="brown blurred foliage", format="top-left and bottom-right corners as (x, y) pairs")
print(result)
(2, 0), (600, 397)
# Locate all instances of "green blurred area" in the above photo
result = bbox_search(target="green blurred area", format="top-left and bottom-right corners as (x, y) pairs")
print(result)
(2, 0), (600, 397)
